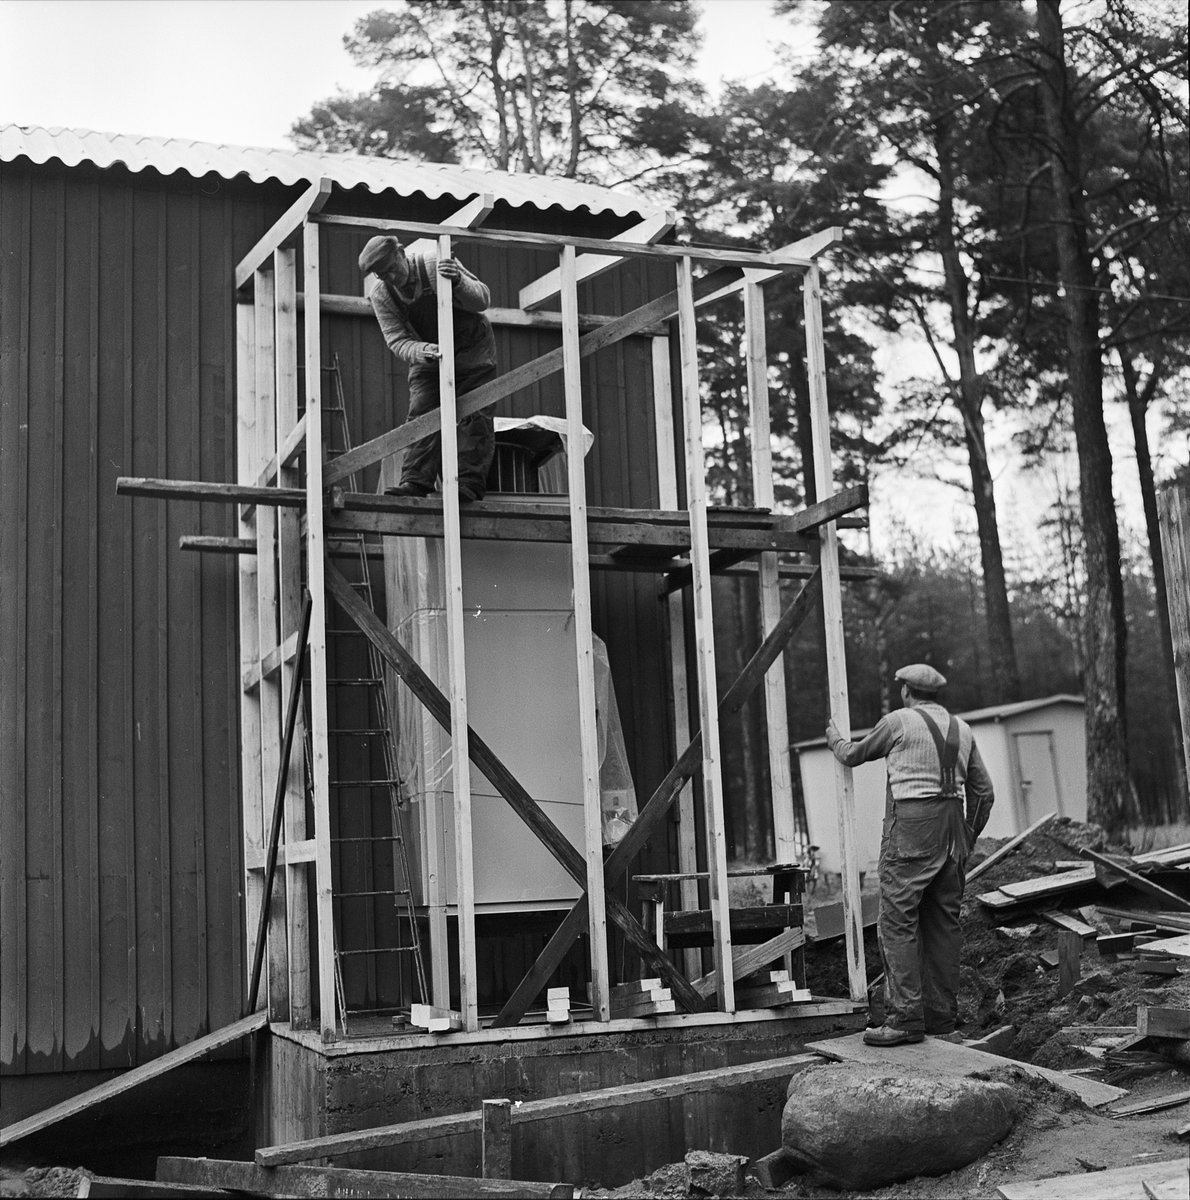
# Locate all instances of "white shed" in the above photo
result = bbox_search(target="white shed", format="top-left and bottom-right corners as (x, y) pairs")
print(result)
(795, 695), (1087, 876)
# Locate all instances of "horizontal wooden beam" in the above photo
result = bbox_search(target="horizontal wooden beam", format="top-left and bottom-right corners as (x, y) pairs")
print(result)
(0, 1012), (266, 1148)
(695, 227), (845, 310)
(235, 178), (332, 291)
(326, 509), (815, 552)
(179, 535), (255, 555)
(158, 1157), (571, 1200)
(292, 292), (665, 336)
(313, 212), (812, 272)
(519, 210), (676, 311)
(322, 263), (745, 489)
(255, 1052), (821, 1166)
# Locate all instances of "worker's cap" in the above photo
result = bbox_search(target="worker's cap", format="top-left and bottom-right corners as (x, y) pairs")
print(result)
(895, 663), (947, 691)
(358, 235), (403, 275)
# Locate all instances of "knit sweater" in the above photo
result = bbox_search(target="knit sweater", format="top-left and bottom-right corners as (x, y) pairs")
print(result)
(366, 243), (494, 371)
(827, 702), (996, 836)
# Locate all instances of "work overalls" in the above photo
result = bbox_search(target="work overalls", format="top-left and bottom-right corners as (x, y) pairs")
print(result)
(388, 271), (498, 496)
(878, 709), (973, 1036)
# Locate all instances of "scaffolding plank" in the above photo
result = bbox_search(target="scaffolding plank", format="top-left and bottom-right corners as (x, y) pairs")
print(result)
(678, 256), (734, 1011)
(804, 264), (867, 1005)
(0, 1013), (266, 1147)
(303, 220), (338, 1042)
(560, 245), (611, 1022)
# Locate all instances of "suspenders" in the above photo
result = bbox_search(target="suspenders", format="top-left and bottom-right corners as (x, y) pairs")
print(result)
(914, 709), (963, 797)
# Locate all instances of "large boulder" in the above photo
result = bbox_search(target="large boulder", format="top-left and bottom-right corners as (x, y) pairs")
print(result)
(782, 1063), (1017, 1190)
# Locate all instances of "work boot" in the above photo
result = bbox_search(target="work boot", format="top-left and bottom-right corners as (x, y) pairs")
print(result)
(458, 483), (485, 502)
(385, 482), (433, 498)
(863, 1024), (924, 1046)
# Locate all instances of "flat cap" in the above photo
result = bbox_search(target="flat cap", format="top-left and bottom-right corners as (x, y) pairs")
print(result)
(895, 663), (947, 691)
(358, 235), (403, 275)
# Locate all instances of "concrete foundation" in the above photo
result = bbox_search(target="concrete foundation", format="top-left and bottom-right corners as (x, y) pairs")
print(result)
(253, 1005), (866, 1188)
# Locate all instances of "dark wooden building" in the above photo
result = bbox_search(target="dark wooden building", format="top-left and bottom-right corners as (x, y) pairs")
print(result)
(0, 125), (688, 1100)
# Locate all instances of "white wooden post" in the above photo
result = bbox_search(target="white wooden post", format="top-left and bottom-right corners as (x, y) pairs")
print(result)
(744, 280), (797, 863)
(303, 219), (339, 1041)
(651, 336), (700, 979)
(437, 233), (480, 1032)
(253, 267), (289, 1022)
(676, 257), (734, 1012)
(803, 264), (867, 1003)
(236, 300), (265, 1008)
(274, 247), (311, 1026)
(560, 245), (612, 1021)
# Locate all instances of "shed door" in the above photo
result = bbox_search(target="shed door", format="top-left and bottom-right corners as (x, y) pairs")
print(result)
(1012, 731), (1062, 825)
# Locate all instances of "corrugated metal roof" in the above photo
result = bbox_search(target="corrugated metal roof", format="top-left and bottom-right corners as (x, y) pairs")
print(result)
(793, 693), (1085, 750)
(0, 124), (663, 221)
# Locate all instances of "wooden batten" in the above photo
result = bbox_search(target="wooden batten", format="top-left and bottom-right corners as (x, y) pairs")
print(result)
(560, 245), (611, 1021)
(744, 279), (797, 866)
(1158, 484), (1190, 792)
(235, 301), (265, 1006)
(651, 335), (700, 979)
(803, 265), (867, 1004)
(302, 220), (338, 1042)
(437, 233), (480, 1032)
(273, 247), (311, 1027)
(676, 257), (735, 1012)
(252, 266), (288, 1022)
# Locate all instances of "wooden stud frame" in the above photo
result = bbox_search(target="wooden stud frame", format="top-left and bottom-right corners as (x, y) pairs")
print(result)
(743, 281), (797, 863)
(227, 202), (859, 1039)
(560, 245), (612, 1021)
(676, 257), (735, 1012)
(803, 265), (867, 1003)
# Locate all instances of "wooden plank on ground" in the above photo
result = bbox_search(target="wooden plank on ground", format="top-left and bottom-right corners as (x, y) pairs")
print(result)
(995, 1158), (1188, 1200)
(1138, 1006), (1190, 1039)
(81, 1178), (234, 1198)
(1139, 934), (1190, 959)
(0, 1012), (266, 1147)
(255, 1053), (823, 1166)
(1041, 910), (1098, 938)
(1108, 1087), (1190, 1117)
(966, 812), (1057, 884)
(157, 1157), (571, 1199)
(805, 1031), (1126, 1108)
(1080, 847), (1190, 914)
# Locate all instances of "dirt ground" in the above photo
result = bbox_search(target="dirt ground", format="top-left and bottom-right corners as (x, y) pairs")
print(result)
(603, 817), (1190, 1198)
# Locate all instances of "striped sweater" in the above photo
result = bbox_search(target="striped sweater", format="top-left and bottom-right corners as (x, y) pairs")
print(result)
(827, 702), (996, 835)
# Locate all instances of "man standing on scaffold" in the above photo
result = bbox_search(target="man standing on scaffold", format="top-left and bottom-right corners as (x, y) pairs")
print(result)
(359, 234), (498, 501)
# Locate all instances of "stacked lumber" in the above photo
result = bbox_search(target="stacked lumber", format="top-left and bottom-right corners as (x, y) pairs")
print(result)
(735, 970), (812, 1009)
(545, 987), (570, 1024)
(592, 979), (676, 1018)
(977, 842), (1190, 912)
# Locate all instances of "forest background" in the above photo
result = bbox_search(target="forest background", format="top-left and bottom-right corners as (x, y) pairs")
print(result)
(289, 0), (1190, 849)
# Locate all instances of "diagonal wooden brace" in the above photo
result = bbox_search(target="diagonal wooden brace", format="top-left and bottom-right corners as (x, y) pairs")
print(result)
(322, 264), (744, 488)
(492, 569), (823, 1026)
(324, 561), (707, 1013)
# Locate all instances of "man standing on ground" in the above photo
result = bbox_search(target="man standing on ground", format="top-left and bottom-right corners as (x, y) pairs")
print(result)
(359, 235), (498, 500)
(825, 664), (995, 1046)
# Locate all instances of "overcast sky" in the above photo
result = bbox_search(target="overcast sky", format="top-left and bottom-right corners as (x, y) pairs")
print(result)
(0, 0), (798, 147)
(0, 0), (1177, 557)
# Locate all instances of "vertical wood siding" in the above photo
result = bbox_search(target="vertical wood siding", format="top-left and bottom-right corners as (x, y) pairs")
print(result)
(1, 161), (679, 1073)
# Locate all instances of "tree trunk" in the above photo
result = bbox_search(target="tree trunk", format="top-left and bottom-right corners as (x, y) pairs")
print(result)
(934, 118), (1021, 703)
(1036, 0), (1134, 833)
(1120, 351), (1188, 814)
